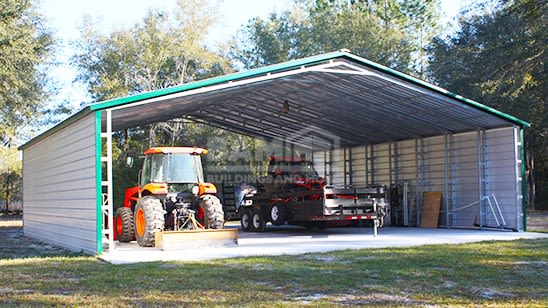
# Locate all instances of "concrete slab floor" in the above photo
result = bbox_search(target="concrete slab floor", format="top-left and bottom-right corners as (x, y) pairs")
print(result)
(100, 224), (548, 264)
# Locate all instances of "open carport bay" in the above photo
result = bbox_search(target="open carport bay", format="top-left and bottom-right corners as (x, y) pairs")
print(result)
(100, 225), (548, 264)
(19, 51), (531, 255)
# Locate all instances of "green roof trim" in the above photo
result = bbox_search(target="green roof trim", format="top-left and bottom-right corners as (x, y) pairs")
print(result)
(339, 52), (531, 128)
(88, 51), (349, 111)
(19, 50), (529, 150)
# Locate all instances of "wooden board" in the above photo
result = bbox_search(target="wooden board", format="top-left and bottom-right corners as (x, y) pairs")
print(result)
(420, 192), (442, 228)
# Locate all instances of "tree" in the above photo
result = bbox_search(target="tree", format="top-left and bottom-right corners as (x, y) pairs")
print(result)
(74, 0), (229, 102)
(0, 147), (21, 214)
(231, 0), (440, 75)
(0, 0), (53, 142)
(73, 0), (272, 206)
(428, 0), (547, 209)
(0, 0), (53, 213)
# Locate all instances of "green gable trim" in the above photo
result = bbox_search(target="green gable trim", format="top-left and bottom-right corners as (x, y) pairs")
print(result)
(88, 51), (530, 128)
(88, 51), (347, 111)
(339, 52), (530, 128)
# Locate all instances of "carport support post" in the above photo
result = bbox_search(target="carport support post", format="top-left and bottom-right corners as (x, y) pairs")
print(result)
(414, 138), (424, 226)
(515, 127), (526, 231)
(477, 129), (489, 230)
(329, 141), (333, 185)
(388, 143), (392, 186)
(100, 109), (114, 251)
(477, 130), (482, 230)
(444, 133), (450, 229)
(450, 134), (457, 226)
(520, 128), (527, 231)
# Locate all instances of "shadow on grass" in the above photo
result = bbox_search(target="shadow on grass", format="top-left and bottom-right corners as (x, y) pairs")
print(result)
(0, 225), (83, 260)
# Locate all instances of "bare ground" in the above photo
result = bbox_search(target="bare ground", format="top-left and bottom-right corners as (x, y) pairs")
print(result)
(527, 210), (548, 231)
(0, 213), (78, 259)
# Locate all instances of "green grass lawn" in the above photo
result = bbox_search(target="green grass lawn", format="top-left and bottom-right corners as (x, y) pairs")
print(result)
(1, 224), (547, 307)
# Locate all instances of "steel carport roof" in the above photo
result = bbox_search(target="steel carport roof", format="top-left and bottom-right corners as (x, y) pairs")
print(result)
(20, 51), (529, 151)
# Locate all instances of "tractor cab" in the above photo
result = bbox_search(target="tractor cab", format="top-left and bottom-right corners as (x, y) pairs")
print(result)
(138, 147), (213, 197)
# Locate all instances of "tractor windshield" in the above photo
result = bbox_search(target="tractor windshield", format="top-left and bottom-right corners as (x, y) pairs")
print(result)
(165, 153), (204, 183)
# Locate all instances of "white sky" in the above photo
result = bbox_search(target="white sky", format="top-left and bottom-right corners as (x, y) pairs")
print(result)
(38, 0), (466, 110)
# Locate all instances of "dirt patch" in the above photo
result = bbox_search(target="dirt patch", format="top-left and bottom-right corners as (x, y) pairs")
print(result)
(0, 213), (23, 228)
(0, 215), (79, 259)
(294, 293), (413, 305)
(528, 211), (548, 231)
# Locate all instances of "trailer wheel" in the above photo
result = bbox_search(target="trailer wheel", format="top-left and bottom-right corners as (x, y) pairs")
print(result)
(251, 209), (265, 232)
(115, 207), (134, 242)
(240, 209), (253, 232)
(199, 195), (224, 229)
(134, 196), (165, 247)
(269, 204), (285, 226)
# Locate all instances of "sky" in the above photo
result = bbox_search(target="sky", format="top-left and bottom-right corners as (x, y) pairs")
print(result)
(38, 0), (467, 111)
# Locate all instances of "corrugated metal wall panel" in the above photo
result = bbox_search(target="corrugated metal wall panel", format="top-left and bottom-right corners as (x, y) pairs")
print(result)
(22, 113), (97, 254)
(485, 127), (519, 229)
(450, 132), (479, 227)
(351, 146), (366, 186)
(330, 149), (346, 185)
(314, 126), (521, 229)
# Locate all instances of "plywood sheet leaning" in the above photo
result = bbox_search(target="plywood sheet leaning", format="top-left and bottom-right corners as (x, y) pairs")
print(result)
(420, 192), (442, 228)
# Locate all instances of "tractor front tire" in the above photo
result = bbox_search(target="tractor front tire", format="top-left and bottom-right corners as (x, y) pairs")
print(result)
(115, 207), (134, 242)
(134, 196), (165, 247)
(199, 195), (224, 229)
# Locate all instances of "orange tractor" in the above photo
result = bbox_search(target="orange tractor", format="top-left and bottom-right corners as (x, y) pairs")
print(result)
(115, 147), (225, 247)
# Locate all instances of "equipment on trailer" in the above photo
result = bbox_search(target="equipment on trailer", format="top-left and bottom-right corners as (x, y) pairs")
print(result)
(115, 147), (228, 247)
(238, 156), (388, 232)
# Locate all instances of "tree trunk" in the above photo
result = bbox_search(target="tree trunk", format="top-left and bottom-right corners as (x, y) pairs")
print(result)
(4, 173), (10, 215)
(525, 132), (535, 209)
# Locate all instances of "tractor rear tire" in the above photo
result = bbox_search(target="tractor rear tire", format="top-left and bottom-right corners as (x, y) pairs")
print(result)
(115, 207), (134, 242)
(199, 195), (224, 229)
(240, 208), (252, 232)
(134, 196), (165, 247)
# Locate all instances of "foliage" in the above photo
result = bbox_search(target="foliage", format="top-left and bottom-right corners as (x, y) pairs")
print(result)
(73, 0), (229, 102)
(0, 0), (53, 210)
(0, 147), (21, 213)
(428, 0), (547, 209)
(231, 0), (440, 75)
(0, 0), (53, 142)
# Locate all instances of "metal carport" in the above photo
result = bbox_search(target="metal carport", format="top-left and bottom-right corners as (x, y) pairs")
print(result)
(19, 51), (529, 255)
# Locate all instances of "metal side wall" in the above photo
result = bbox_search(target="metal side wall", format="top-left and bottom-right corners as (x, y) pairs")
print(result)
(22, 113), (97, 253)
(314, 126), (521, 230)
